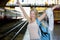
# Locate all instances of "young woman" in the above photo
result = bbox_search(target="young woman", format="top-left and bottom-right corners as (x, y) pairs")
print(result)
(17, 0), (60, 40)
(17, 1), (46, 40)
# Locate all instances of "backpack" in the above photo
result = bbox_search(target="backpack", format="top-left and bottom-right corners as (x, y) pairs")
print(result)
(36, 18), (50, 40)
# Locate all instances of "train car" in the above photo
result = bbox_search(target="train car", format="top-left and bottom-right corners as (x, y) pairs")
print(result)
(54, 8), (60, 24)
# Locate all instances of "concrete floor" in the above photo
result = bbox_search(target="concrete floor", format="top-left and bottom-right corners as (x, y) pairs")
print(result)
(53, 24), (60, 40)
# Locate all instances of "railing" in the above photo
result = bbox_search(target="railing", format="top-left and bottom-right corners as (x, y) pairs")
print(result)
(0, 19), (28, 40)
(11, 22), (28, 40)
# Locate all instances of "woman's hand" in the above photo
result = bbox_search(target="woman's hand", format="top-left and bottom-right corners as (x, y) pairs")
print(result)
(16, 0), (30, 22)
(16, 0), (21, 5)
(52, 5), (60, 10)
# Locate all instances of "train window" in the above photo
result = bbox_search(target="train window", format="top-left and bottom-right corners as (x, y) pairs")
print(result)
(54, 11), (60, 20)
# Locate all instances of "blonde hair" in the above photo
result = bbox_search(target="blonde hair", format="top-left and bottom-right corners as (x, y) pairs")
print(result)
(30, 8), (38, 18)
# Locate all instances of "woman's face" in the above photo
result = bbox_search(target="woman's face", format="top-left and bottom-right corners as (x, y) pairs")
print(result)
(30, 11), (36, 19)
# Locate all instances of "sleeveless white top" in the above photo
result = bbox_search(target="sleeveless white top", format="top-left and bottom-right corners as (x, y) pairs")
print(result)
(27, 21), (40, 39)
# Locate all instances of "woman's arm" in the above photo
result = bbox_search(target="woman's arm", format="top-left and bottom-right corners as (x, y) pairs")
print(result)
(38, 12), (47, 21)
(17, 0), (30, 22)
(52, 5), (60, 10)
(38, 5), (60, 21)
